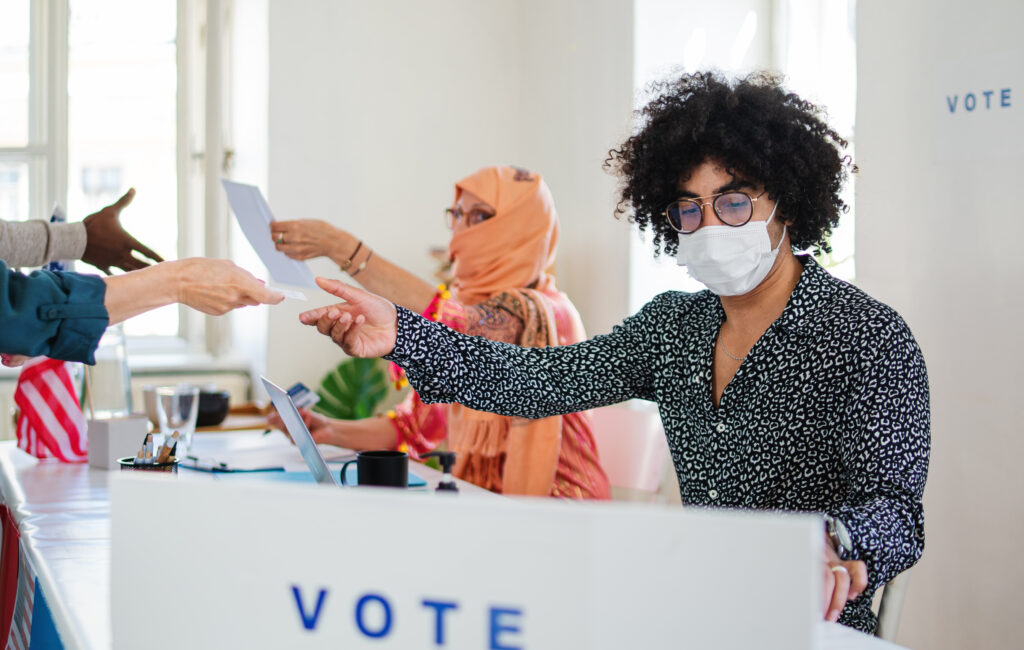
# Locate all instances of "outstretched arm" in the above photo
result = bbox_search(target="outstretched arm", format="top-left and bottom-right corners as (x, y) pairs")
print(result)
(299, 278), (656, 419)
(103, 258), (285, 323)
(1, 258), (284, 364)
(271, 219), (435, 312)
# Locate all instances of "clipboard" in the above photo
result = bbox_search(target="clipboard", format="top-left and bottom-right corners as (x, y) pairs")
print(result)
(178, 446), (355, 473)
(179, 456), (284, 473)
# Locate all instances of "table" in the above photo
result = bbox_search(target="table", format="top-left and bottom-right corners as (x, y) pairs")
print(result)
(0, 435), (904, 649)
(0, 432), (489, 649)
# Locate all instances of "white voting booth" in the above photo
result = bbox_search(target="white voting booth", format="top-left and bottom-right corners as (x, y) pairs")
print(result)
(110, 475), (822, 649)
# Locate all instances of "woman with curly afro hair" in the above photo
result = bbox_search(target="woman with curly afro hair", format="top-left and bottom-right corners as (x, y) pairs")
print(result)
(299, 71), (930, 637)
(607, 70), (854, 259)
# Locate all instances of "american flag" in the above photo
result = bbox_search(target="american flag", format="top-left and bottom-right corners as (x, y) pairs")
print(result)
(14, 358), (88, 463)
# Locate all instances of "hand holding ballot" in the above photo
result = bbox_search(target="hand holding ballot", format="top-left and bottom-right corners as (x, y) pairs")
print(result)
(270, 219), (347, 261)
(298, 277), (397, 358)
(171, 258), (285, 315)
(103, 258), (285, 323)
(1, 257), (285, 363)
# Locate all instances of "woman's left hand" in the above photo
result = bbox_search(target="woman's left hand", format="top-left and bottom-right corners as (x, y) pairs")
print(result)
(270, 219), (351, 261)
(266, 406), (331, 444)
(822, 543), (868, 623)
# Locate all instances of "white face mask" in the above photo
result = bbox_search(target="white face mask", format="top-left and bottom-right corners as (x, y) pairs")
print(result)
(675, 203), (786, 296)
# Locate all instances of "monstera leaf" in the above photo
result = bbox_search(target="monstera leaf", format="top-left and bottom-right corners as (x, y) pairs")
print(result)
(314, 357), (389, 420)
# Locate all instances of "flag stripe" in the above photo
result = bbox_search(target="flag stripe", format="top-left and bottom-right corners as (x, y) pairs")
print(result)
(20, 383), (83, 462)
(34, 370), (80, 442)
(41, 369), (86, 454)
(15, 358), (87, 464)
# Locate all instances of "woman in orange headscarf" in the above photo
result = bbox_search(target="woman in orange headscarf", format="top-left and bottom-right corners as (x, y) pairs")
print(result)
(268, 166), (609, 499)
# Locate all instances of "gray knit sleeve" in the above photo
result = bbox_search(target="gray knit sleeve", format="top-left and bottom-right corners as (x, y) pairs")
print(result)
(0, 219), (87, 267)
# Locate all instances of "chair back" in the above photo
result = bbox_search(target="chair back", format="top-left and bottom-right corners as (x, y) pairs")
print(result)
(589, 405), (669, 495)
(875, 569), (910, 641)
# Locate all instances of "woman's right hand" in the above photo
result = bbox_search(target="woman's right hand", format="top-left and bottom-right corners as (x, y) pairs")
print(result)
(173, 258), (284, 315)
(270, 219), (352, 262)
(299, 277), (398, 358)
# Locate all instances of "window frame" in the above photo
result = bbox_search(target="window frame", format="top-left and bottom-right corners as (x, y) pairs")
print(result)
(2, 0), (237, 358)
(0, 0), (65, 226)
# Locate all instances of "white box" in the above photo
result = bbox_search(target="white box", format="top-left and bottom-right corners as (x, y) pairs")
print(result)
(87, 414), (149, 470)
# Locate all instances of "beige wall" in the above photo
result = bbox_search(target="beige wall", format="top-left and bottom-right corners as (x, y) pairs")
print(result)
(265, 0), (634, 389)
(857, 1), (1024, 647)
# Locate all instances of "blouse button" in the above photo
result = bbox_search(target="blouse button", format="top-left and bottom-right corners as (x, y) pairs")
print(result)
(715, 422), (727, 433)
(708, 489), (719, 499)
(46, 308), (58, 318)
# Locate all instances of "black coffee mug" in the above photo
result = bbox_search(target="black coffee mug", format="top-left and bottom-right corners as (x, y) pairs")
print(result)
(341, 450), (408, 488)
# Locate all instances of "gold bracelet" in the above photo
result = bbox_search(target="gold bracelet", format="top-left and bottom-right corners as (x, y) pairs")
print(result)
(349, 249), (374, 277)
(339, 240), (363, 272)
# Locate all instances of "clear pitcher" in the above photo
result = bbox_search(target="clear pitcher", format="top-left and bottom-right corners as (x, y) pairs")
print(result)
(85, 323), (133, 419)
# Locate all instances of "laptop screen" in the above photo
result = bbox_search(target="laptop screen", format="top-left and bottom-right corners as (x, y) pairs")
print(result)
(260, 376), (339, 486)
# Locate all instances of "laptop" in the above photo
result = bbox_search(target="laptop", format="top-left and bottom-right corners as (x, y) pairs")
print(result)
(261, 376), (339, 486)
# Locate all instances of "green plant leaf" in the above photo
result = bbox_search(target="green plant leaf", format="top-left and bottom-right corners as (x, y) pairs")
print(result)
(314, 358), (390, 420)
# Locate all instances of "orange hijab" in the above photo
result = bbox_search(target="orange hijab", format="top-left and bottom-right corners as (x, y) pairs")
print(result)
(445, 166), (574, 496)
(448, 166), (558, 305)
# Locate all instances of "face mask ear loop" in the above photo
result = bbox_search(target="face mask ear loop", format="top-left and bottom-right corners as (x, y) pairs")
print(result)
(772, 224), (788, 253)
(763, 201), (786, 253)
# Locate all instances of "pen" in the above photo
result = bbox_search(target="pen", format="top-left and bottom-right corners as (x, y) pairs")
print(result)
(156, 431), (180, 464)
(156, 432), (179, 464)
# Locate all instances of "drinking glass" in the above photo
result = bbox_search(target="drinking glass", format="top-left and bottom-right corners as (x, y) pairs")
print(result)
(155, 385), (200, 455)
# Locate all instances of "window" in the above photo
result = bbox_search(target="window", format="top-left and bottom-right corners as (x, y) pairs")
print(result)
(0, 1), (31, 152)
(0, 0), (43, 224)
(773, 0), (857, 281)
(0, 0), (239, 354)
(68, 0), (181, 337)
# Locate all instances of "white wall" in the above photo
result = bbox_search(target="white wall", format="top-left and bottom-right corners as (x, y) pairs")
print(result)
(857, 1), (1024, 647)
(266, 0), (633, 389)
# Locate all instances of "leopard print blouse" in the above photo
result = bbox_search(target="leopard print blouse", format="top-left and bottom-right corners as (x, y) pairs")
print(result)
(385, 255), (930, 633)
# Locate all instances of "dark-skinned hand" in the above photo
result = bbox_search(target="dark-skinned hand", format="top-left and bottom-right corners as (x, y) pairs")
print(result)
(82, 188), (164, 274)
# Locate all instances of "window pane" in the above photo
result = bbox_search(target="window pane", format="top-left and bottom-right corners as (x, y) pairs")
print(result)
(0, 0), (30, 147)
(68, 0), (179, 337)
(0, 161), (29, 222)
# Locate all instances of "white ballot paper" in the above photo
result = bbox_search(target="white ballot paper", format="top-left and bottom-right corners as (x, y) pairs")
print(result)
(222, 180), (317, 290)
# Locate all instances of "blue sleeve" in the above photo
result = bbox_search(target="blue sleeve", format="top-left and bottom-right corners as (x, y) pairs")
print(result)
(0, 260), (109, 363)
(384, 301), (660, 418)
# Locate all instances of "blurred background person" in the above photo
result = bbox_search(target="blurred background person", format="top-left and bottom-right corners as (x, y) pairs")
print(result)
(268, 166), (609, 499)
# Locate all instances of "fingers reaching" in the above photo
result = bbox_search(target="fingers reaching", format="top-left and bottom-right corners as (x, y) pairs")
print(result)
(110, 187), (136, 213)
(315, 276), (360, 300)
(129, 237), (165, 264)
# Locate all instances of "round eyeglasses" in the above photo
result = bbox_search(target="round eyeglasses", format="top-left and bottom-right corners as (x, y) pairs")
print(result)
(664, 190), (767, 234)
(445, 205), (496, 230)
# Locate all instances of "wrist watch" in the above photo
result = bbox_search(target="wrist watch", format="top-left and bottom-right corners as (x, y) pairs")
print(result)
(824, 514), (853, 560)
